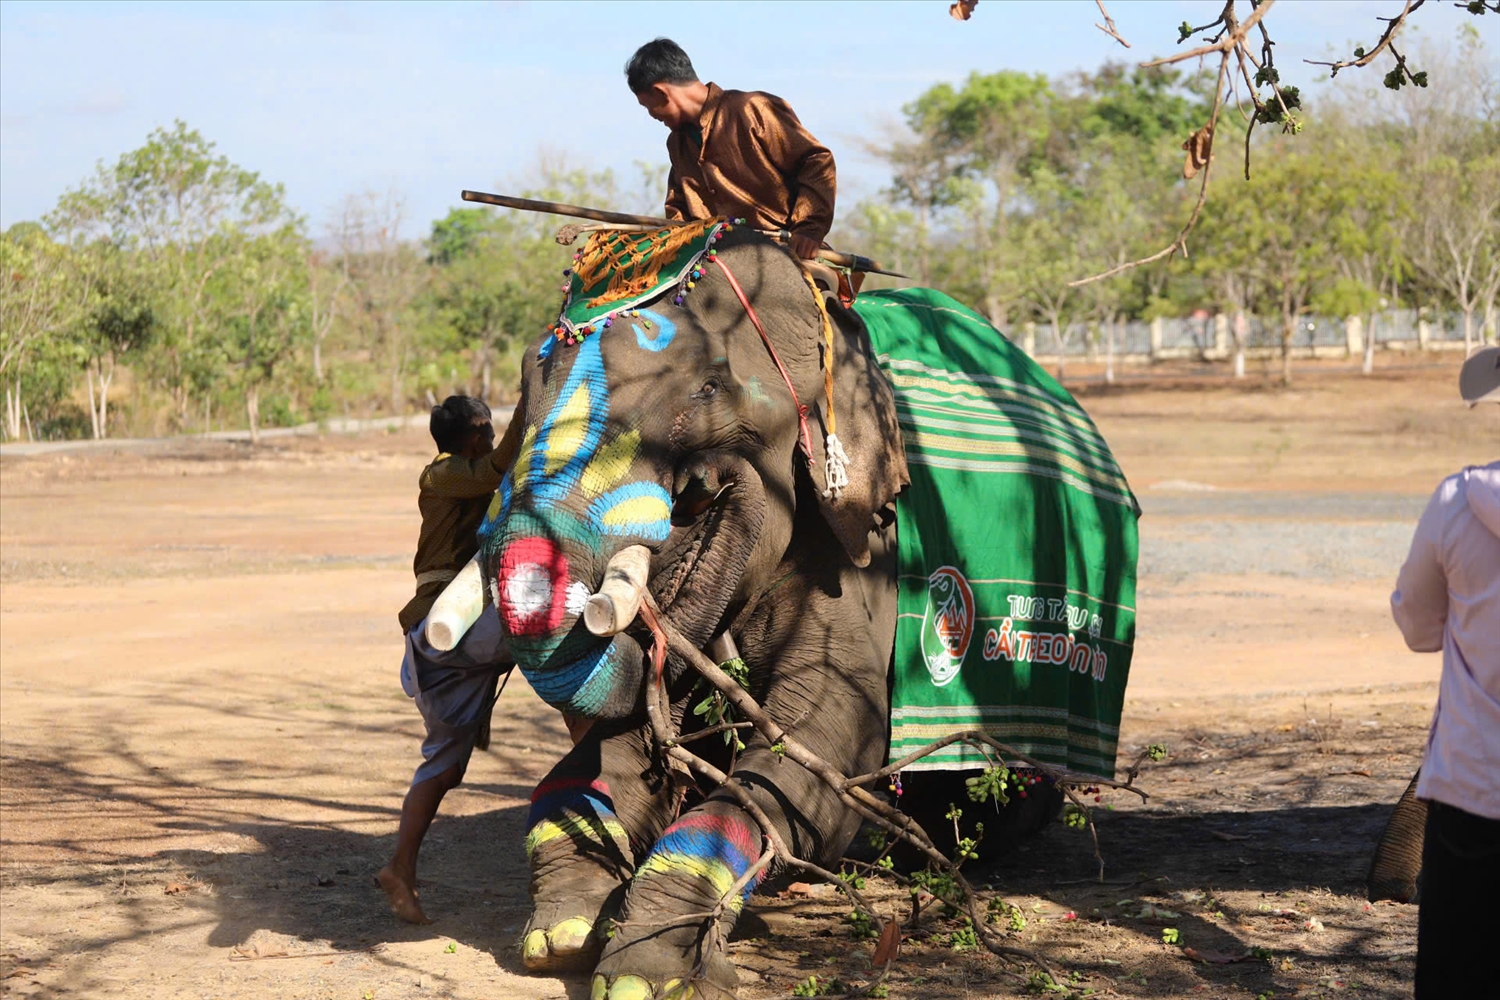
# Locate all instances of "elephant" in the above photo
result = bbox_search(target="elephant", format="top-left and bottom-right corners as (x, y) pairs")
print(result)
(479, 226), (1073, 999)
(1366, 768), (1425, 903)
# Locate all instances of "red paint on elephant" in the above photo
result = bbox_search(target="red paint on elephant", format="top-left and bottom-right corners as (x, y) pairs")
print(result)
(497, 536), (569, 636)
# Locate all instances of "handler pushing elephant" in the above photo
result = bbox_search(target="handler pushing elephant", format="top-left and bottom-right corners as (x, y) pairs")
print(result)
(456, 217), (1138, 999)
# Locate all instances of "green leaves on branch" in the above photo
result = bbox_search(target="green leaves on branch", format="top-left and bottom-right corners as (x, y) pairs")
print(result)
(964, 765), (1013, 805)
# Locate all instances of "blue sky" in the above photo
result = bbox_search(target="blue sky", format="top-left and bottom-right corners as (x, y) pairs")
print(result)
(0, 1), (1486, 237)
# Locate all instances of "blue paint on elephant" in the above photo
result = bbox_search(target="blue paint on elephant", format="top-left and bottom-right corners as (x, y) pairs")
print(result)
(477, 473), (512, 541)
(588, 481), (673, 542)
(525, 334), (609, 506)
(633, 309), (676, 352)
(521, 639), (616, 714)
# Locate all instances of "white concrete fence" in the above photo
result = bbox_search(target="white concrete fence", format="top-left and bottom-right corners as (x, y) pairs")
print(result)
(1017, 309), (1493, 365)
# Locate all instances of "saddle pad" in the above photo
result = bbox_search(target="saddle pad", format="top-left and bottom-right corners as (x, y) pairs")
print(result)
(851, 288), (1140, 778)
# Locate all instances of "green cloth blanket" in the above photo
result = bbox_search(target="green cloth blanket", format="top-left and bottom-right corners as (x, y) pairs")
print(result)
(851, 289), (1140, 779)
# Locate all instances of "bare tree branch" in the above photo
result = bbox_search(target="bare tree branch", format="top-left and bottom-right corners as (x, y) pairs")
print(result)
(1305, 0), (1424, 76)
(1068, 53), (1230, 287)
(1141, 0), (1276, 69)
(1093, 0), (1131, 48)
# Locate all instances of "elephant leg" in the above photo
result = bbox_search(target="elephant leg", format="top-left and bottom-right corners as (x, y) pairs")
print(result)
(523, 717), (677, 973)
(1367, 767), (1426, 904)
(592, 525), (896, 999)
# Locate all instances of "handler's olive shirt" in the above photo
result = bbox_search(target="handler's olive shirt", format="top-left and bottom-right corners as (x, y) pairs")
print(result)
(664, 82), (836, 245)
(397, 414), (523, 634)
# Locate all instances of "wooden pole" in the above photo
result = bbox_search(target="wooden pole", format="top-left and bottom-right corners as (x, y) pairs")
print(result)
(460, 190), (908, 278)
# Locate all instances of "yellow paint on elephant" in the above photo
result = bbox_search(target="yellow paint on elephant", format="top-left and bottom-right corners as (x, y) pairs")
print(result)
(544, 381), (594, 475)
(636, 853), (745, 911)
(525, 813), (628, 858)
(600, 494), (672, 532)
(580, 429), (640, 497)
(511, 424), (538, 494)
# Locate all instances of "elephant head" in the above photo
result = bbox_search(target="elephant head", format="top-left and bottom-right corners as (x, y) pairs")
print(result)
(480, 228), (908, 719)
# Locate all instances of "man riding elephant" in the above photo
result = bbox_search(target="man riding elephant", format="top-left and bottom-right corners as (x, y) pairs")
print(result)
(627, 37), (836, 263)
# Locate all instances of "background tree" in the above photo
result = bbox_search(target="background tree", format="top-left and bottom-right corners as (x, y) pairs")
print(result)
(1, 225), (93, 439)
(78, 244), (156, 439)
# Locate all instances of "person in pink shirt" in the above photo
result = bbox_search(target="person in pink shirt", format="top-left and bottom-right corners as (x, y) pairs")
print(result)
(1390, 345), (1500, 998)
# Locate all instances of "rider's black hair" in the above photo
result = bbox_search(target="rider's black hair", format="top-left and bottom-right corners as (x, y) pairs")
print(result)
(625, 38), (699, 94)
(429, 395), (492, 454)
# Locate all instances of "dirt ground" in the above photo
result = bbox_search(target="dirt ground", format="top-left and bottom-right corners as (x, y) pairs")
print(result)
(2, 360), (1494, 1000)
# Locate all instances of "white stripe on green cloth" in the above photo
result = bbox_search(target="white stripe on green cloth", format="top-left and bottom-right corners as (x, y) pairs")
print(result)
(904, 452), (1137, 507)
(896, 576), (1137, 615)
(894, 399), (1125, 477)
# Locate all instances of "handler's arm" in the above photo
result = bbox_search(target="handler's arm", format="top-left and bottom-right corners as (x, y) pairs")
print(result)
(1390, 480), (1450, 653)
(753, 95), (835, 245)
(421, 414), (524, 501)
(664, 165), (688, 222)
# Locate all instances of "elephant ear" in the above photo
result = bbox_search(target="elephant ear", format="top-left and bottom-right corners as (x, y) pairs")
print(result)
(804, 289), (910, 568)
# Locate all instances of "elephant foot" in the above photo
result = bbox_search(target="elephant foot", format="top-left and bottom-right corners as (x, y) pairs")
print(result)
(523, 776), (637, 972)
(522, 915), (599, 973)
(589, 810), (764, 997)
(522, 887), (625, 973)
(590, 926), (738, 1000)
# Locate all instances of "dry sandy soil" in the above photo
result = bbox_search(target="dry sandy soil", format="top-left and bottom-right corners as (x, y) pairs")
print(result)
(2, 360), (1495, 1000)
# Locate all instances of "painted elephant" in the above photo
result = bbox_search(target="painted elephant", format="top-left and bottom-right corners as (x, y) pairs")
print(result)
(480, 228), (1040, 999)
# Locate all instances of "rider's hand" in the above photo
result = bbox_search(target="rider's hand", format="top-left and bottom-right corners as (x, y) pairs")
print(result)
(790, 234), (822, 260)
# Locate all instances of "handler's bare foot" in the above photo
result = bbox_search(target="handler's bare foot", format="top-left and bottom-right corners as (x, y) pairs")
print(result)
(376, 865), (431, 924)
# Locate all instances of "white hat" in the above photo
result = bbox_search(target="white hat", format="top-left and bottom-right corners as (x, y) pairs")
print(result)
(1459, 346), (1500, 406)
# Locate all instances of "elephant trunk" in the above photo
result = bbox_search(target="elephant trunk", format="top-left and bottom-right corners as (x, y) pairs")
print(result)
(1367, 767), (1426, 903)
(652, 450), (768, 657)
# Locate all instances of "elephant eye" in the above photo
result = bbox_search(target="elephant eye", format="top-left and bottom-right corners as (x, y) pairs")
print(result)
(692, 377), (722, 401)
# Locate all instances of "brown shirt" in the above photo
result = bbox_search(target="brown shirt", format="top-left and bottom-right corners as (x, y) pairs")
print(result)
(665, 83), (836, 244)
(397, 413), (524, 634)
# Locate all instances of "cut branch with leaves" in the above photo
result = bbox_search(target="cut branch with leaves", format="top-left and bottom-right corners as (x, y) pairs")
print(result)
(636, 596), (1157, 987)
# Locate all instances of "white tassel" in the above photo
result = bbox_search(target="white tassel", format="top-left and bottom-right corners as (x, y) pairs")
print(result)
(822, 432), (851, 499)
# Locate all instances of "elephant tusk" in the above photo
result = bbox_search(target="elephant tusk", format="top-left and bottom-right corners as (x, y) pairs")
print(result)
(583, 545), (652, 637)
(425, 556), (486, 652)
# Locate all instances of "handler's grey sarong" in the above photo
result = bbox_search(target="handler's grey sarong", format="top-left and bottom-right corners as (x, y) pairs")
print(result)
(401, 606), (510, 785)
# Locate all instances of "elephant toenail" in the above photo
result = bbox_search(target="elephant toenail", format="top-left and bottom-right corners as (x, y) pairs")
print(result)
(662, 978), (694, 1000)
(591, 974), (608, 1000)
(548, 917), (594, 953)
(605, 974), (653, 1000)
(522, 929), (550, 966)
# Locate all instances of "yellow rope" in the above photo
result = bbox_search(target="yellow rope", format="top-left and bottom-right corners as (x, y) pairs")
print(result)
(802, 271), (837, 435)
(573, 219), (721, 309)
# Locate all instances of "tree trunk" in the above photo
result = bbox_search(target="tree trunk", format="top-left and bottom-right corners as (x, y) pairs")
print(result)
(4, 381), (19, 441)
(313, 337), (324, 383)
(22, 400), (33, 442)
(1281, 314), (1295, 388)
(1463, 307), (1474, 355)
(1104, 317), (1116, 386)
(247, 384), (261, 447)
(86, 362), (101, 440)
(1363, 312), (1377, 375)
(1052, 317), (1066, 382)
(97, 357), (112, 440)
(984, 293), (1006, 330)
(1232, 311), (1247, 379)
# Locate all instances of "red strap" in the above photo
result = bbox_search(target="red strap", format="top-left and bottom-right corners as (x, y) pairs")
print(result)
(711, 256), (815, 462)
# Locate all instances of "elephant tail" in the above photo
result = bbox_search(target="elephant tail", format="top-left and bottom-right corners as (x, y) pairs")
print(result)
(1366, 767), (1426, 904)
